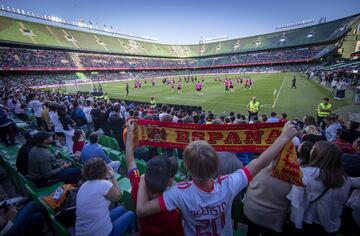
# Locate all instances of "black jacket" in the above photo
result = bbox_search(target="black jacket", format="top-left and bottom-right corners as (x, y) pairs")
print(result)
(108, 113), (125, 133)
(16, 143), (35, 175)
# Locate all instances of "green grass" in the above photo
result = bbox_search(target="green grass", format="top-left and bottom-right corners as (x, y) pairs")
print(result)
(61, 72), (353, 119)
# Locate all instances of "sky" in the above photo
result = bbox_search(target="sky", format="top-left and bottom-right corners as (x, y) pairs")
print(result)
(1, 0), (360, 44)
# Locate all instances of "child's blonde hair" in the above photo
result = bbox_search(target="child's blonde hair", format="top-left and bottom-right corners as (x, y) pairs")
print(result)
(183, 140), (219, 181)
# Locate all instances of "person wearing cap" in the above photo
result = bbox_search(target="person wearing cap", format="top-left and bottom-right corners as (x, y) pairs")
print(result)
(317, 98), (332, 129)
(247, 97), (260, 121)
(16, 130), (38, 176)
(28, 131), (81, 188)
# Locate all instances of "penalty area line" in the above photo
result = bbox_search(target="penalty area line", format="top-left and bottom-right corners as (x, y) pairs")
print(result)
(272, 74), (287, 109)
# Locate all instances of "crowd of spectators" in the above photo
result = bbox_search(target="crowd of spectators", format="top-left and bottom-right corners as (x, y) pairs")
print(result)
(0, 45), (326, 70)
(0, 72), (359, 235)
(0, 63), (311, 87)
(307, 68), (360, 100)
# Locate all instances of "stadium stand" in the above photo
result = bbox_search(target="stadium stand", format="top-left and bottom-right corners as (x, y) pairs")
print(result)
(0, 45), (329, 71)
(0, 14), (359, 57)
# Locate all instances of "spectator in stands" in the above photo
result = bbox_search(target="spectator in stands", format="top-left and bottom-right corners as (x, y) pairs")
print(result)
(267, 112), (279, 123)
(0, 201), (45, 236)
(159, 105), (169, 120)
(108, 103), (125, 152)
(13, 99), (27, 120)
(243, 158), (291, 236)
(28, 93), (43, 130)
(81, 133), (120, 172)
(125, 121), (184, 235)
(0, 105), (16, 146)
(216, 152), (243, 177)
(324, 115), (343, 141)
(261, 114), (268, 123)
(90, 103), (101, 131)
(346, 121), (360, 143)
(48, 103), (65, 147)
(58, 104), (76, 153)
(333, 129), (355, 153)
(136, 122), (299, 235)
(301, 125), (326, 143)
(76, 159), (135, 236)
(73, 129), (86, 155)
(303, 115), (317, 128)
(16, 130), (37, 176)
(279, 113), (288, 122)
(99, 104), (110, 134)
(41, 102), (52, 132)
(287, 141), (351, 235)
(70, 101), (88, 132)
(28, 131), (81, 188)
(297, 141), (314, 166)
(342, 137), (360, 177)
(83, 100), (93, 132)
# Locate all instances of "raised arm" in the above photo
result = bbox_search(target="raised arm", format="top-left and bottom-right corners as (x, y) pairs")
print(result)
(105, 167), (121, 202)
(245, 121), (298, 178)
(125, 120), (137, 171)
(136, 175), (162, 217)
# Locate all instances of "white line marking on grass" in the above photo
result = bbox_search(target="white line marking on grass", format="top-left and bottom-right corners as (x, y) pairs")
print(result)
(272, 74), (287, 109)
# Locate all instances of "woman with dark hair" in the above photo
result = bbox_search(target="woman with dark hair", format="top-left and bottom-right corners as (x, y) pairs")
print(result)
(72, 129), (86, 154)
(303, 115), (317, 127)
(76, 159), (135, 236)
(297, 141), (314, 166)
(288, 141), (351, 236)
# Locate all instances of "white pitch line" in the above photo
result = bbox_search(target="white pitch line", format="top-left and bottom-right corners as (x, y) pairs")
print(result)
(272, 73), (287, 108)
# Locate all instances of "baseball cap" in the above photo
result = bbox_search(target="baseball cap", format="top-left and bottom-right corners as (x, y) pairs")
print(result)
(32, 131), (55, 143)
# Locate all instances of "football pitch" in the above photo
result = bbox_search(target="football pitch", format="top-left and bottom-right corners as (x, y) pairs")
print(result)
(62, 72), (351, 119)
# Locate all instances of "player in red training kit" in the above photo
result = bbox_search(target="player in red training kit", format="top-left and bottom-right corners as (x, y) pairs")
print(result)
(195, 82), (203, 96)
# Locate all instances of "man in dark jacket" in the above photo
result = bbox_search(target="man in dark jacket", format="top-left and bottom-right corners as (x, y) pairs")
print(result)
(16, 130), (38, 175)
(28, 131), (81, 187)
(108, 103), (125, 152)
(0, 105), (16, 146)
(70, 101), (87, 131)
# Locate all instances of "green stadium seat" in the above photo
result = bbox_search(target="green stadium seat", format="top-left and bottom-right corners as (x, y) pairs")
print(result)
(102, 146), (112, 156)
(99, 135), (109, 147)
(118, 177), (131, 193)
(106, 136), (120, 151)
(174, 173), (186, 183)
(135, 159), (146, 175)
(120, 156), (127, 169)
(121, 190), (135, 212)
(179, 160), (187, 175)
(109, 150), (123, 162)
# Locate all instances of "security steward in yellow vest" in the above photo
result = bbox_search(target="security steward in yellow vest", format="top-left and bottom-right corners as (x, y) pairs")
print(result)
(247, 96), (260, 121)
(150, 96), (157, 109)
(317, 97), (332, 129)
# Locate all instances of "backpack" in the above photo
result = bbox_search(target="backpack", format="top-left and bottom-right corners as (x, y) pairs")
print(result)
(42, 184), (76, 211)
(54, 188), (79, 228)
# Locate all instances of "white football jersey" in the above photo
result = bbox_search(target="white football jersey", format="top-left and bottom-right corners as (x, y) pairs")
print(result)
(160, 168), (251, 236)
